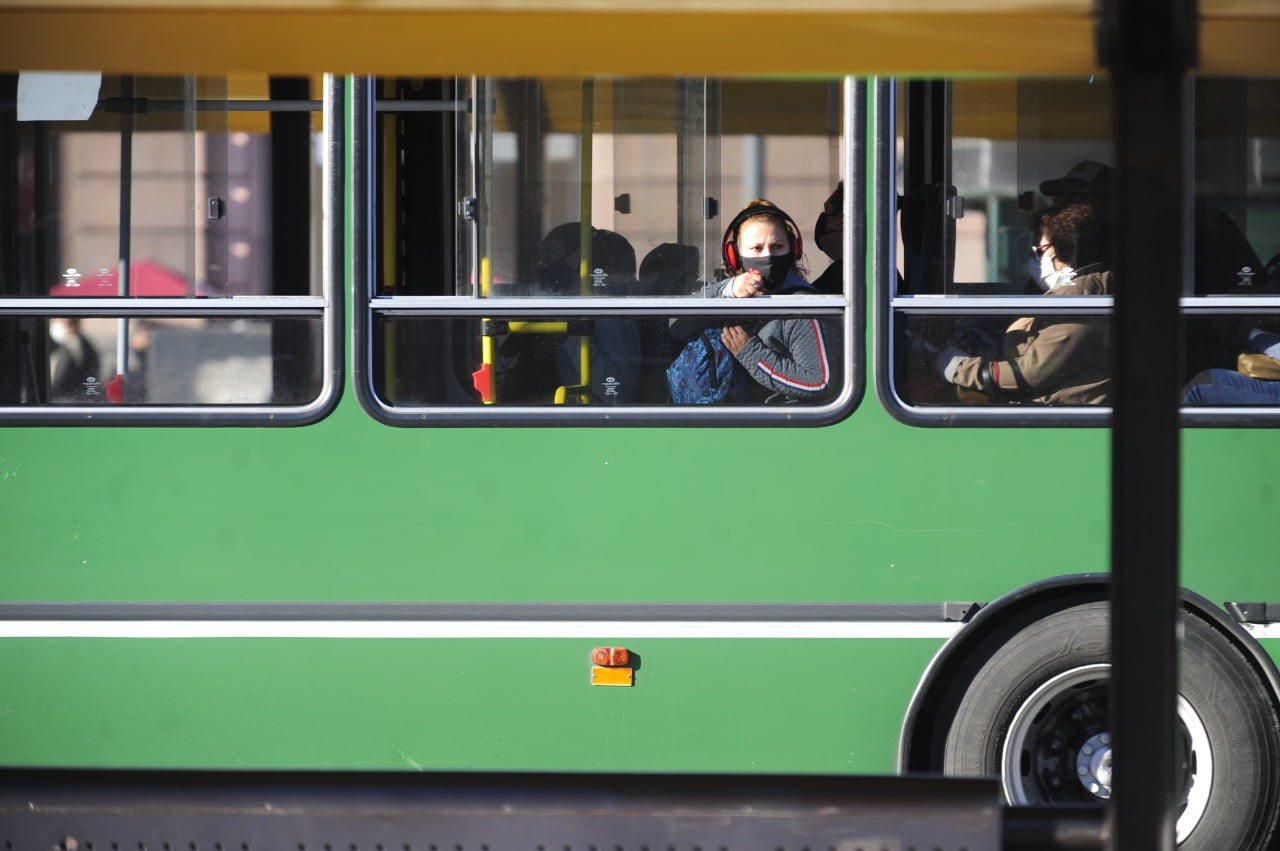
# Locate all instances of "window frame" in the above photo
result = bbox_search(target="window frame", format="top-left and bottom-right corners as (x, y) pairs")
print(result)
(0, 73), (344, 426)
(874, 75), (1280, 429)
(353, 75), (864, 427)
(1179, 295), (1280, 427)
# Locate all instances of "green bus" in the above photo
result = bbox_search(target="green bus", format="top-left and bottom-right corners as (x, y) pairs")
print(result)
(2, 1), (1280, 848)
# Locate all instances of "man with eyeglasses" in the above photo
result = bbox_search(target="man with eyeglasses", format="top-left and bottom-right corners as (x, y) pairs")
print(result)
(935, 202), (1114, 404)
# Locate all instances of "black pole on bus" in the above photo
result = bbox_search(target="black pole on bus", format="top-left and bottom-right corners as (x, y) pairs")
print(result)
(1097, 0), (1196, 848)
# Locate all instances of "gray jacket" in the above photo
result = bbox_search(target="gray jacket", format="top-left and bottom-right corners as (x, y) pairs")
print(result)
(670, 271), (840, 402)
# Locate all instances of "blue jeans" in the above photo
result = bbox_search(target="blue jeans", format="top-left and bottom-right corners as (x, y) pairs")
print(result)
(1183, 369), (1280, 405)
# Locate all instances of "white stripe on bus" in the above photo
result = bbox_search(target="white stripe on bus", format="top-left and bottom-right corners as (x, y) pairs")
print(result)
(1242, 623), (1280, 640)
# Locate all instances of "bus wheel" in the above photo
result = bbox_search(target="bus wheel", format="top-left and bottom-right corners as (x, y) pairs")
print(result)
(941, 601), (1280, 850)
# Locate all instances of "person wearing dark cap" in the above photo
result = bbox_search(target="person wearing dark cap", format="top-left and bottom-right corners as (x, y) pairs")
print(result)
(935, 202), (1113, 404)
(1040, 159), (1262, 298)
(1038, 159), (1267, 382)
(1037, 161), (1112, 276)
(1039, 160), (1113, 202)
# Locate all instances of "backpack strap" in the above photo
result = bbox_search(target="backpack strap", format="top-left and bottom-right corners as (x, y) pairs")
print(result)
(701, 330), (721, 392)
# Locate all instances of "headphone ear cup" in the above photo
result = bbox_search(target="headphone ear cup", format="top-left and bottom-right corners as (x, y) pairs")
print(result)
(785, 214), (803, 262)
(723, 241), (738, 271)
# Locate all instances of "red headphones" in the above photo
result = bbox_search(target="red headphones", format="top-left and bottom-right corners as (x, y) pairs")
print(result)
(721, 203), (803, 272)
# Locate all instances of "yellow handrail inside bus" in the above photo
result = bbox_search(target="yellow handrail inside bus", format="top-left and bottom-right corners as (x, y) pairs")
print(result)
(508, 322), (569, 334)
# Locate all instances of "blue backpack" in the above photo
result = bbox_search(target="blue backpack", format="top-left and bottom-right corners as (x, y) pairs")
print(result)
(666, 327), (752, 404)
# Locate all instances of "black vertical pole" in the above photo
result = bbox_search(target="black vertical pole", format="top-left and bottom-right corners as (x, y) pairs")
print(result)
(1098, 0), (1197, 849)
(118, 75), (134, 385)
(270, 77), (314, 403)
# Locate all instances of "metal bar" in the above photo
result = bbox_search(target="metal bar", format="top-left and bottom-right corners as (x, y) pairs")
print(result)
(0, 297), (325, 317)
(116, 75), (134, 384)
(0, 769), (1104, 851)
(322, 73), (347, 409)
(1004, 806), (1110, 851)
(1100, 0), (1197, 847)
(373, 99), (469, 112)
(1177, 297), (1280, 313)
(103, 97), (324, 112)
(892, 296), (1113, 314)
(0, 601), (981, 622)
(368, 296), (844, 317)
(351, 75), (377, 400)
(1109, 51), (1183, 851)
(10, 98), (464, 113)
(895, 296), (1280, 314)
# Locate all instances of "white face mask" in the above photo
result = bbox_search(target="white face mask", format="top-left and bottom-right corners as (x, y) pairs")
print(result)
(1039, 253), (1075, 291)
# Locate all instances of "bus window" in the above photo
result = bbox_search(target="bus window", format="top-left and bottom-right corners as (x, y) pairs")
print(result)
(884, 78), (1116, 425)
(358, 76), (859, 425)
(1181, 77), (1280, 419)
(885, 75), (1280, 426)
(0, 73), (338, 423)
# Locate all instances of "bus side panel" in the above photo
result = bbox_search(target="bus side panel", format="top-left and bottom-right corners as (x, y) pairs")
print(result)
(1, 398), (1110, 606)
(0, 637), (941, 772)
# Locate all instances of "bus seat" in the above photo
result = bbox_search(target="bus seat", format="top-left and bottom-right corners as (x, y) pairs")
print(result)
(484, 224), (642, 404)
(1193, 200), (1268, 294)
(636, 243), (701, 403)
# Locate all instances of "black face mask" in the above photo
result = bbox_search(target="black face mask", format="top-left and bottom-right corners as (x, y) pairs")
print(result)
(814, 211), (842, 261)
(740, 253), (793, 290)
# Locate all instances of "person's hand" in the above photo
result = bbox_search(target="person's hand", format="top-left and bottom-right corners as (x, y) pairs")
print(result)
(721, 325), (750, 354)
(935, 345), (968, 383)
(949, 323), (998, 358)
(1248, 329), (1280, 359)
(730, 270), (766, 298)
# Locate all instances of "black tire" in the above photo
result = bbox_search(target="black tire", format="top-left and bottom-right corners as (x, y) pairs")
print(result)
(942, 601), (1280, 850)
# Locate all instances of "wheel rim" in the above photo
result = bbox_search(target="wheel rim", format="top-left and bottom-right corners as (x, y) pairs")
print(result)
(1000, 663), (1213, 843)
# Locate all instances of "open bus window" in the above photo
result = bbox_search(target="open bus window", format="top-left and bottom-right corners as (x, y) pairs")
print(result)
(885, 76), (1280, 424)
(0, 72), (338, 423)
(358, 76), (857, 425)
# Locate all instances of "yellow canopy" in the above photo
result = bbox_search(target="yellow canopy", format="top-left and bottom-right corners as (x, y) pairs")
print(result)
(0, 0), (1274, 76)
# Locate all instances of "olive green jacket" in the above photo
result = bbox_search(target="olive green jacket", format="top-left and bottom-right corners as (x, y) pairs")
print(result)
(952, 265), (1112, 405)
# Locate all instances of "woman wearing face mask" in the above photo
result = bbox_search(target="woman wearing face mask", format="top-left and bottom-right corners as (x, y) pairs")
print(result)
(670, 199), (840, 402)
(936, 201), (1113, 404)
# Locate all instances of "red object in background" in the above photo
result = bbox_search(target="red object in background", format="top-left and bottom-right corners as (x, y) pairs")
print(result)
(104, 374), (125, 404)
(472, 363), (493, 403)
(49, 261), (192, 297)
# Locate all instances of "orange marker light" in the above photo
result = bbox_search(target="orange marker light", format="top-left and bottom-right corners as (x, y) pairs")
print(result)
(590, 666), (634, 687)
(591, 646), (630, 666)
(589, 647), (635, 686)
